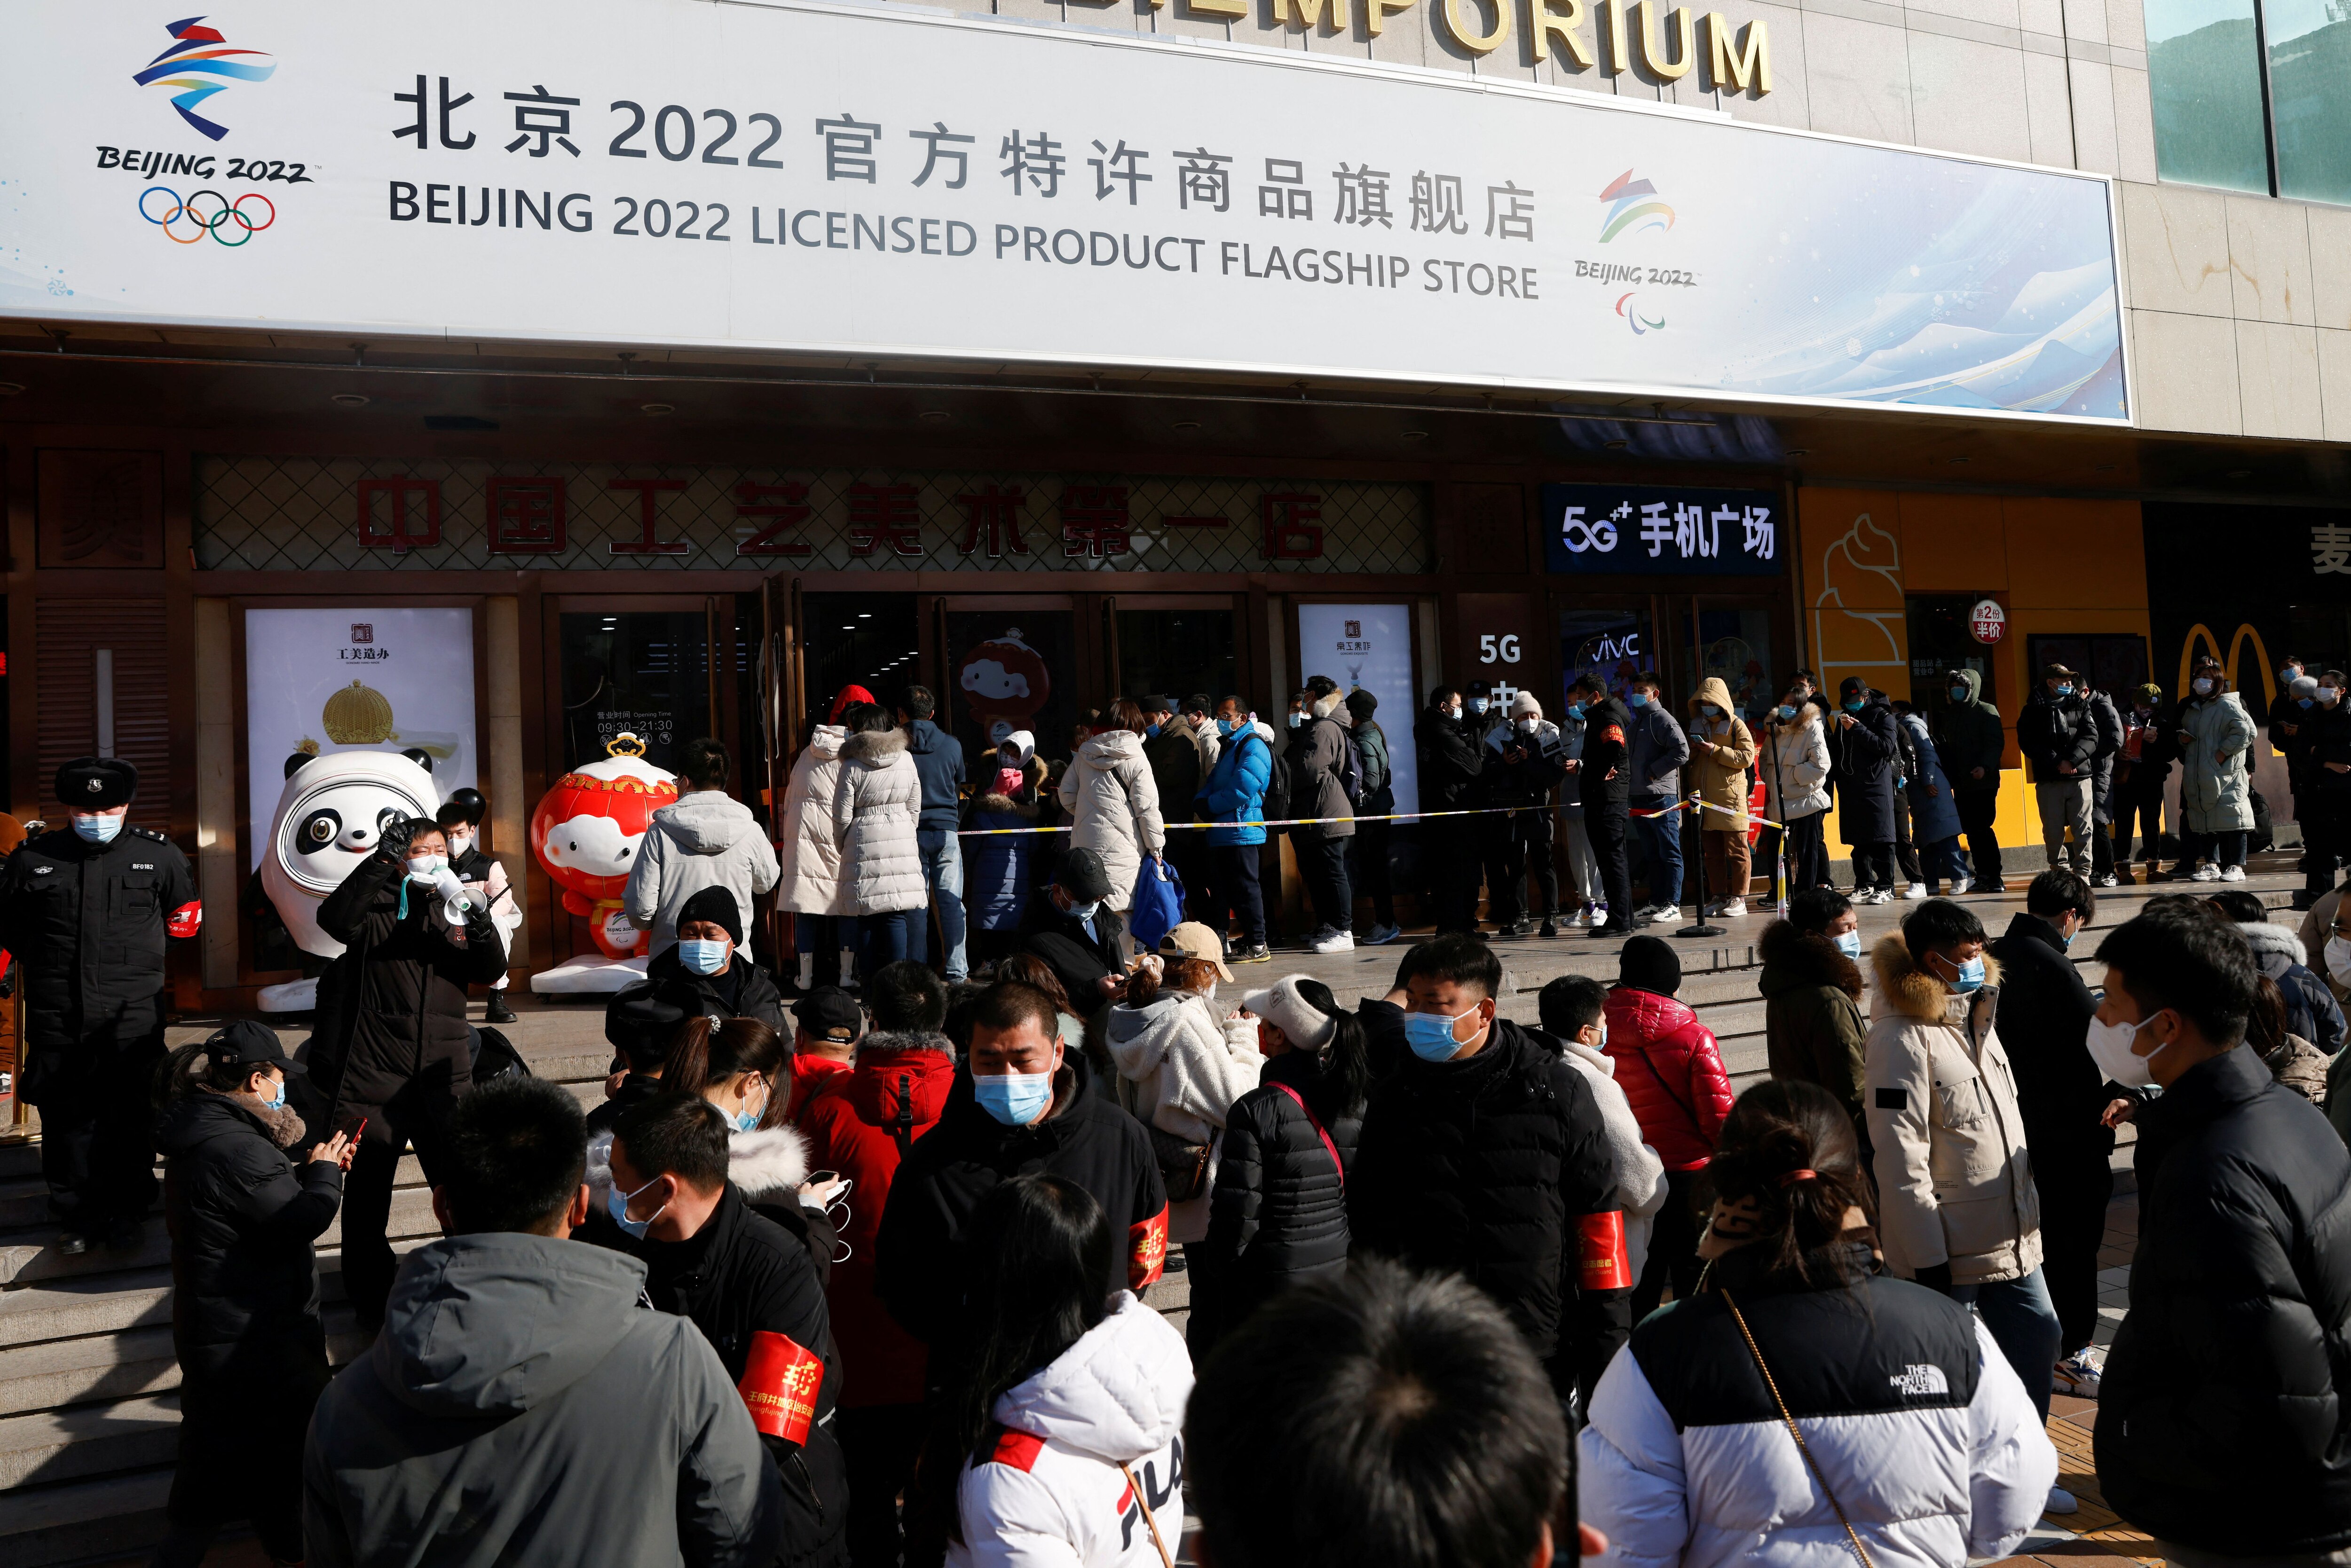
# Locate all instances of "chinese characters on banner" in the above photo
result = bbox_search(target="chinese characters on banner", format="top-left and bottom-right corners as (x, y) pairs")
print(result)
(2313, 525), (2351, 575)
(1539, 483), (1785, 577)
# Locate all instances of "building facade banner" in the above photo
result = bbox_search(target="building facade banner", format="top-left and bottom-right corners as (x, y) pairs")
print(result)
(244, 607), (479, 869)
(1296, 603), (1419, 817)
(4, 1), (2124, 423)
(1541, 482), (1785, 575)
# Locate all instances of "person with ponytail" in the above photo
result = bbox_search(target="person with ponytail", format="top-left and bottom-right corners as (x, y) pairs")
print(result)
(1579, 1080), (2057, 1568)
(1102, 938), (1262, 1248)
(1188, 974), (1369, 1358)
(152, 1021), (355, 1568)
(923, 1174), (1191, 1568)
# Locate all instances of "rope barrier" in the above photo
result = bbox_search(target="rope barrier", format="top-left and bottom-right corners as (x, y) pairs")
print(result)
(953, 796), (1792, 836)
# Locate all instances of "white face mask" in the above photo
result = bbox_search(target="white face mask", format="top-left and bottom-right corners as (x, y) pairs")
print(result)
(406, 853), (447, 881)
(447, 830), (474, 856)
(1517, 717), (1538, 734)
(2327, 935), (2351, 978)
(2083, 1010), (2159, 1088)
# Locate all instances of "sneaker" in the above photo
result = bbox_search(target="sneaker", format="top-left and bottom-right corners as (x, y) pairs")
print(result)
(2094, 874), (2120, 889)
(1503, 918), (1538, 939)
(2053, 1346), (2104, 1397)
(1538, 918), (1560, 938)
(1588, 922), (1634, 939)
(1902, 882), (1929, 900)
(1364, 922), (1402, 946)
(1865, 887), (1893, 905)
(1235, 943), (1273, 964)
(56, 1231), (90, 1257)
(1949, 876), (1972, 895)
(1714, 898), (1748, 919)
(2190, 864), (2220, 882)
(2045, 1486), (2079, 1516)
(484, 993), (518, 1024)
(1310, 929), (1356, 953)
(2220, 864), (2247, 882)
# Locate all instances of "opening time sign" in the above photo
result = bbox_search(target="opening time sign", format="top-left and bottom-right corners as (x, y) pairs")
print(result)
(0, 0), (2126, 423)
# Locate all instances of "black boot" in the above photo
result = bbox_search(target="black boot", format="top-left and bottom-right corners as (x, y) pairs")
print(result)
(485, 992), (517, 1024)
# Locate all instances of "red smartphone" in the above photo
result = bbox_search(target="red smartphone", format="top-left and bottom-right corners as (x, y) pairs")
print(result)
(350, 1117), (368, 1142)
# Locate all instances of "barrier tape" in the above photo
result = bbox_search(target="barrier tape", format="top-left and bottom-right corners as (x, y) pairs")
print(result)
(952, 796), (1791, 837)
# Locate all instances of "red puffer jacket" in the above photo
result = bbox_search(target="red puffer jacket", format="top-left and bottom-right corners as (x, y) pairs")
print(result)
(794, 1034), (957, 1408)
(1602, 987), (1734, 1171)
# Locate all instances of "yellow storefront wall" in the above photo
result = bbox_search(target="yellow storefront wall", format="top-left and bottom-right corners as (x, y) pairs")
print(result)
(1793, 489), (2149, 863)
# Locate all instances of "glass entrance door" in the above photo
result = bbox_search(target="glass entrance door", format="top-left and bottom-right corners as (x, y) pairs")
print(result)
(556, 601), (716, 775)
(1110, 596), (1241, 712)
(938, 596), (1089, 769)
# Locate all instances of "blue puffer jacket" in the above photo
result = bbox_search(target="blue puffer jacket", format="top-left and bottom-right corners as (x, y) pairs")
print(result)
(965, 761), (1044, 932)
(1897, 712), (1964, 845)
(1198, 722), (1274, 847)
(901, 718), (967, 835)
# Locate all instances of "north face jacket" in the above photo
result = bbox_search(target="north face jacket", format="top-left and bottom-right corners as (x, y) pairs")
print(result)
(1864, 936), (2042, 1286)
(2099, 1044), (2351, 1557)
(1581, 1259), (2055, 1568)
(947, 1293), (1191, 1568)
(303, 1232), (783, 1568)
(1349, 1018), (1618, 1363)
(1058, 729), (1169, 908)
(1758, 921), (1868, 1130)
(625, 791), (783, 957)
(1603, 987), (1736, 1172)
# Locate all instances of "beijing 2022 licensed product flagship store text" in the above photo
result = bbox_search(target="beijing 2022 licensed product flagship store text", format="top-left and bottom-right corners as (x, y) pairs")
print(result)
(0, 0), (2144, 1003)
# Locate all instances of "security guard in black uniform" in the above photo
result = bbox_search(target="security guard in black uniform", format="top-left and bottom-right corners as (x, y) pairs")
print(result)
(0, 757), (200, 1253)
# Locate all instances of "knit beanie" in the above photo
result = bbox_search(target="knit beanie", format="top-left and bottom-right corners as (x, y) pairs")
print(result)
(1617, 934), (1682, 997)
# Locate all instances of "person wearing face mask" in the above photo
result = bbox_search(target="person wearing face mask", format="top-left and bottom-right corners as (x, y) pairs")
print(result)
(835, 702), (932, 971)
(1285, 675), (1359, 954)
(435, 791), (523, 1024)
(1344, 688), (1402, 946)
(1416, 684), (1491, 936)
(779, 692), (866, 995)
(2301, 669), (2351, 909)
(1986, 869), (2113, 1400)
(1623, 672), (1693, 924)
(1936, 667), (2009, 894)
(636, 885), (785, 1031)
(2019, 662), (2099, 880)
(0, 756), (199, 1255)
(151, 1021), (355, 1568)
(1565, 671), (1640, 938)
(1016, 847), (1129, 1019)
(309, 815), (506, 1331)
(1351, 934), (1625, 1404)
(1538, 973), (1671, 1290)
(2112, 681), (2179, 883)
(1188, 974), (1369, 1359)
(1759, 887), (1870, 1135)
(2205, 888), (2346, 1060)
(875, 981), (1167, 1398)
(2087, 901), (2351, 1565)
(964, 735), (1046, 974)
(1865, 898), (2063, 1512)
(2271, 656), (2317, 837)
(589, 1093), (851, 1568)
(2176, 658), (2259, 882)
(1481, 691), (1569, 938)
(1827, 676), (1901, 904)
(1104, 946), (1259, 1254)
(1763, 686), (1834, 895)
(1686, 677), (1760, 919)
(1194, 698), (1276, 964)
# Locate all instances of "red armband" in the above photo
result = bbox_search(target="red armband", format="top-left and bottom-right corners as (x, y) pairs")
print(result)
(166, 900), (203, 939)
(1602, 725), (1625, 746)
(1577, 1210), (1632, 1291)
(737, 1330), (823, 1445)
(1128, 1205), (1169, 1290)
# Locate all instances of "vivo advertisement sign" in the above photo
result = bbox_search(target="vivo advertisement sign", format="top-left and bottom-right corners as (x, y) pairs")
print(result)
(0, 1), (2125, 424)
(1542, 484), (1787, 576)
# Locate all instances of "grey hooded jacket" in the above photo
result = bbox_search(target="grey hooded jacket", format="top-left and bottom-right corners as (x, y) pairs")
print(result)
(626, 790), (783, 955)
(304, 1232), (783, 1568)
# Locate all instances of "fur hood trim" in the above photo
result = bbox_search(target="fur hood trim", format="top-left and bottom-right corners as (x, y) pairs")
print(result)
(1772, 699), (1824, 731)
(1311, 691), (1347, 722)
(1759, 920), (1864, 1000)
(727, 1124), (812, 1201)
(1870, 932), (2001, 1022)
(2240, 921), (2308, 970)
(840, 726), (910, 765)
(858, 1027), (958, 1064)
(1080, 729), (1145, 768)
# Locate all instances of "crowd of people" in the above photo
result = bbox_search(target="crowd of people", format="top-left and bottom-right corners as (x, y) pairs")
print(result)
(12, 639), (2351, 1568)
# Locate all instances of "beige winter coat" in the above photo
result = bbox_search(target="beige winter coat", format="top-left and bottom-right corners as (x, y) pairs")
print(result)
(1863, 936), (2043, 1286)
(1058, 729), (1167, 913)
(1763, 700), (1833, 821)
(832, 728), (927, 916)
(1686, 677), (1759, 831)
(775, 724), (849, 917)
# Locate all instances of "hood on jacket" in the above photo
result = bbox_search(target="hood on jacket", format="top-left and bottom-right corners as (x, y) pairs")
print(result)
(804, 723), (847, 761)
(2238, 921), (2309, 975)
(1079, 729), (1146, 770)
(996, 730), (1037, 769)
(978, 756), (1049, 813)
(649, 790), (761, 856)
(1758, 920), (1865, 1001)
(1870, 933), (2003, 1022)
(156, 1086), (306, 1157)
(1310, 691), (1347, 723)
(843, 1033), (959, 1124)
(841, 727), (911, 767)
(992, 1292), (1194, 1464)
(1100, 992), (1208, 1079)
(728, 1124), (811, 1201)
(378, 1232), (651, 1418)
(1688, 677), (1737, 720)
(1772, 698), (1823, 732)
(1952, 669), (1986, 705)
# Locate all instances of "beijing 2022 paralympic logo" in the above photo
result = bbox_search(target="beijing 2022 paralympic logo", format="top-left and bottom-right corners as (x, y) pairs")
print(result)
(1597, 171), (1675, 336)
(131, 15), (276, 142)
(137, 187), (275, 245)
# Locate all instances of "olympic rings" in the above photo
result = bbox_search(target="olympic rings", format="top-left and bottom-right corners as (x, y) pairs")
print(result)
(136, 187), (277, 247)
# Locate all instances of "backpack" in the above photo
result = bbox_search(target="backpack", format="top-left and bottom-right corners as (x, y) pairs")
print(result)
(1249, 729), (1290, 825)
(1330, 719), (1362, 808)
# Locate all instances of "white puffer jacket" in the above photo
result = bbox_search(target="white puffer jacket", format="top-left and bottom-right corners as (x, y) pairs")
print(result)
(833, 727), (927, 916)
(1058, 730), (1166, 913)
(1101, 991), (1264, 1144)
(1555, 1035), (1670, 1280)
(1763, 701), (1833, 821)
(776, 724), (849, 916)
(948, 1292), (1191, 1568)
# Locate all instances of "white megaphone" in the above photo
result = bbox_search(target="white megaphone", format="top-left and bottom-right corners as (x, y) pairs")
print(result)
(432, 868), (475, 927)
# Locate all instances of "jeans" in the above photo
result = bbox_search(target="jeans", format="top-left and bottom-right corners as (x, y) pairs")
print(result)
(916, 828), (968, 979)
(1632, 803), (1684, 908)
(1561, 814), (1603, 907)
(1205, 841), (1267, 946)
(1590, 807), (1634, 928)
(1956, 789), (2004, 887)
(1953, 1266), (2063, 1421)
(1294, 830), (1353, 935)
(860, 906), (927, 969)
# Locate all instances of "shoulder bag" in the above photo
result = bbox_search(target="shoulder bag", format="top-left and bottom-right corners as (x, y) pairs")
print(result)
(1719, 1287), (1877, 1568)
(1269, 1081), (1344, 1189)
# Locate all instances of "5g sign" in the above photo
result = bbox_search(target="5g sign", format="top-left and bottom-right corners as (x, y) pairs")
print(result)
(1479, 633), (1522, 664)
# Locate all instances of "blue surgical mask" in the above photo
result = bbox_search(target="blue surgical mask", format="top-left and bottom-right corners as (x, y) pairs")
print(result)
(1702, 704), (1723, 719)
(1470, 698), (1490, 715)
(2302, 697), (2317, 710)
(1628, 693), (1649, 709)
(734, 1108), (761, 1133)
(678, 938), (729, 975)
(1217, 717), (1237, 737)
(1947, 955), (1987, 994)
(607, 1176), (668, 1240)
(2284, 666), (2303, 683)
(1778, 704), (1799, 722)
(73, 814), (123, 843)
(2056, 684), (2075, 698)
(1145, 723), (1161, 739)
(1843, 698), (1865, 714)
(1288, 712), (1304, 729)
(974, 1069), (1055, 1126)
(1066, 898), (1101, 922)
(259, 1076), (288, 1112)
(1568, 700), (1588, 718)
(1404, 1004), (1482, 1063)
(1948, 686), (1968, 703)
(1834, 931), (1862, 959)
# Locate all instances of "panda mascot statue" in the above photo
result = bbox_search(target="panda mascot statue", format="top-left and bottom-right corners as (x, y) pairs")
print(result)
(254, 747), (441, 1013)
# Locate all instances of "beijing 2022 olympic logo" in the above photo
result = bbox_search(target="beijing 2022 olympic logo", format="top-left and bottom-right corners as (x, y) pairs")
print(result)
(137, 187), (275, 245)
(132, 16), (276, 142)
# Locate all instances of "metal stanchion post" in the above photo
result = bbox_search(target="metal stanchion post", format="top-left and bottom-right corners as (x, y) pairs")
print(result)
(1677, 795), (1725, 939)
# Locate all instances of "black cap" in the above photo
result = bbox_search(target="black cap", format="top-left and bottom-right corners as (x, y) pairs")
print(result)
(205, 1018), (305, 1075)
(1344, 689), (1379, 721)
(676, 886), (744, 947)
(1467, 679), (1493, 697)
(1617, 935), (1682, 998)
(792, 985), (863, 1045)
(1056, 846), (1114, 904)
(606, 985), (690, 1066)
(1139, 694), (1175, 717)
(1838, 675), (1870, 701)
(56, 756), (137, 811)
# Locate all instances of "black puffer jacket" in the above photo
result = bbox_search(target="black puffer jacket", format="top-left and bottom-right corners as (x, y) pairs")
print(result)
(1417, 705), (1485, 811)
(310, 851), (505, 1141)
(1193, 1050), (1362, 1347)
(0, 824), (197, 1066)
(1349, 1018), (1617, 1361)
(586, 1184), (847, 1568)
(1984, 912), (2113, 1162)
(2018, 687), (2098, 785)
(631, 946), (786, 1032)
(2098, 1044), (2351, 1555)
(1827, 697), (1898, 845)
(157, 1088), (341, 1377)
